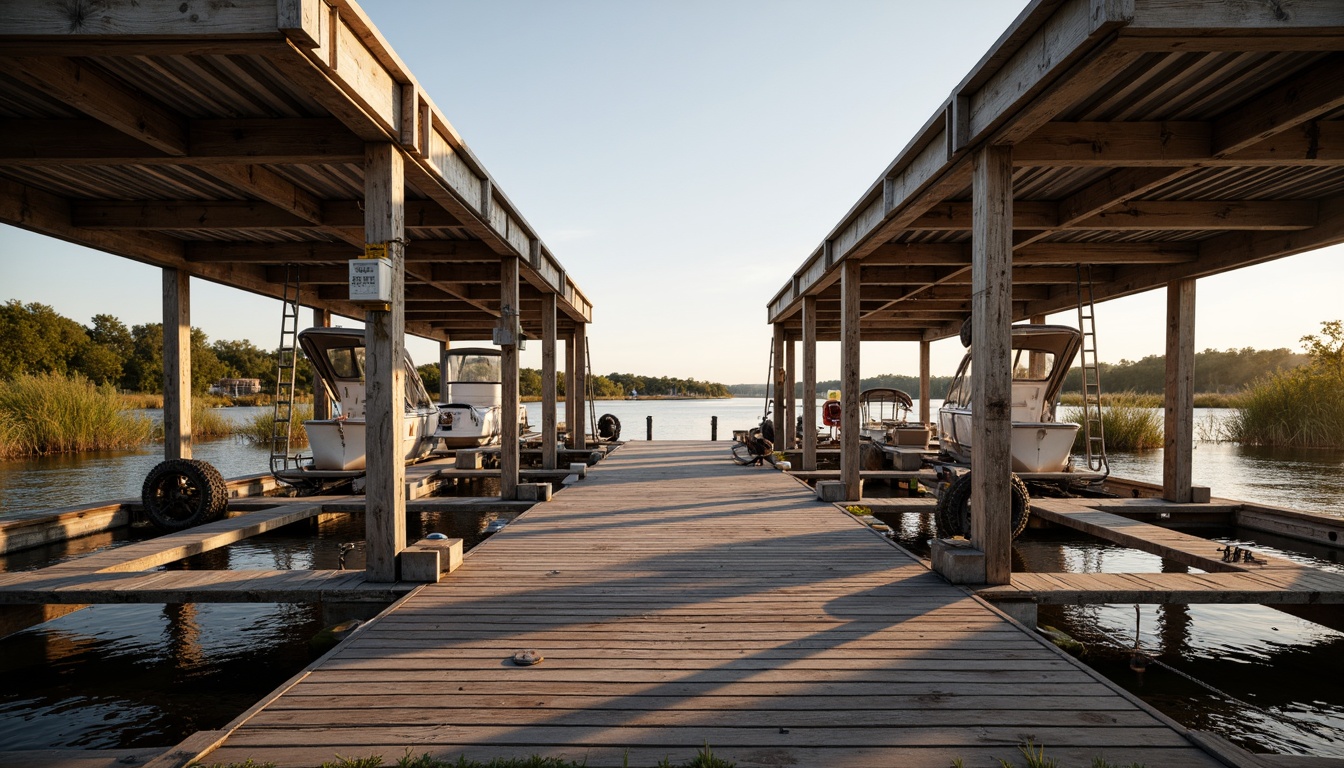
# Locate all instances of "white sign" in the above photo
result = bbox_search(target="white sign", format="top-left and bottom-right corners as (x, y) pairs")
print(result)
(349, 258), (392, 305)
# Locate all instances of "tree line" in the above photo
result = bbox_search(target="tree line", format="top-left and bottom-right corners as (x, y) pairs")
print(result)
(1060, 347), (1308, 394)
(2, 301), (729, 399)
(416, 364), (730, 399)
(0, 299), (302, 394)
(726, 346), (1312, 399)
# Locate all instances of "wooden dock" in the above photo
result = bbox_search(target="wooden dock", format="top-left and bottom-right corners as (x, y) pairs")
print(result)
(977, 498), (1344, 612)
(193, 442), (1222, 768)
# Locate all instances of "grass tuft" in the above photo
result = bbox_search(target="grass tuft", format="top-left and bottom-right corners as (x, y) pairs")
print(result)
(1062, 391), (1163, 452)
(236, 404), (312, 448)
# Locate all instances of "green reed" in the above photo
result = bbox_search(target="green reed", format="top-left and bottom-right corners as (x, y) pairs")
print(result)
(0, 373), (153, 457)
(237, 404), (312, 448)
(1062, 392), (1163, 452)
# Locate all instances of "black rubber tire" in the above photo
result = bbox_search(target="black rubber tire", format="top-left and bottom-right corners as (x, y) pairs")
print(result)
(142, 459), (228, 532)
(597, 413), (621, 442)
(759, 417), (775, 445)
(959, 316), (973, 348)
(935, 472), (1031, 540)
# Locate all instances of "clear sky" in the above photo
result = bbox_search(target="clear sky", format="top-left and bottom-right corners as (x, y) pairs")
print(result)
(2, 1), (1341, 384)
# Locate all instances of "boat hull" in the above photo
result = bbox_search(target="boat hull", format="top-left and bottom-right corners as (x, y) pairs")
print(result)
(306, 412), (436, 471)
(939, 409), (1079, 473)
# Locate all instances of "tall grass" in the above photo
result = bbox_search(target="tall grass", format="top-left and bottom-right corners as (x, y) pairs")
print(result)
(1226, 320), (1344, 448)
(237, 404), (312, 448)
(1225, 368), (1344, 448)
(1059, 391), (1240, 408)
(1062, 392), (1163, 451)
(0, 373), (153, 458)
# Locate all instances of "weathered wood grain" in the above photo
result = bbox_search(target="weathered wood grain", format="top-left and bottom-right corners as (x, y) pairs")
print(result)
(196, 442), (1218, 768)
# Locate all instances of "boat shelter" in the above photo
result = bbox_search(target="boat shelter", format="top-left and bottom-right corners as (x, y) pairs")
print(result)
(767, 0), (1344, 585)
(0, 0), (593, 581)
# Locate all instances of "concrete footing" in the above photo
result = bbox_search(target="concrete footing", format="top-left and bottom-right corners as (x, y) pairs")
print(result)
(931, 538), (986, 584)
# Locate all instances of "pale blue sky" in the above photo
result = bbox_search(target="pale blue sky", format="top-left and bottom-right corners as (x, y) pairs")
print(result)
(3, 1), (1341, 383)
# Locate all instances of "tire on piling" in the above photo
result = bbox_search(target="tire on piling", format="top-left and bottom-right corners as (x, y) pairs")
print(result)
(935, 472), (1031, 540)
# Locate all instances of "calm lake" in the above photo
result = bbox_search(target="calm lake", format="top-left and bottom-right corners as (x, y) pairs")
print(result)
(1, 398), (1342, 756)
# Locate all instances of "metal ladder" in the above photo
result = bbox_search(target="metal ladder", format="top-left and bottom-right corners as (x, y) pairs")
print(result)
(269, 264), (302, 475)
(586, 346), (598, 444)
(1075, 264), (1109, 475)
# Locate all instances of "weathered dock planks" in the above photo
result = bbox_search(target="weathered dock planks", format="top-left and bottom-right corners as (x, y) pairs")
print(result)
(196, 441), (1220, 768)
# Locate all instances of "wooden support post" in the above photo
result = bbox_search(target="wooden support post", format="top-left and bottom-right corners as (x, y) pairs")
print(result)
(1029, 314), (1047, 378)
(572, 323), (588, 449)
(541, 293), (558, 470)
(500, 256), (520, 499)
(840, 259), (861, 501)
(363, 142), (405, 583)
(437, 340), (449, 403)
(711, 415), (718, 441)
(1164, 278), (1196, 503)
(162, 267), (191, 461)
(785, 334), (797, 449)
(312, 307), (332, 420)
(771, 324), (786, 448)
(918, 339), (931, 427)
(802, 295), (818, 471)
(564, 335), (577, 448)
(971, 144), (1014, 586)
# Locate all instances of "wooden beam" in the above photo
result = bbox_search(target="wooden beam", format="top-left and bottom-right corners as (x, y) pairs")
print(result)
(74, 201), (309, 230)
(541, 292), (558, 471)
(908, 201), (1058, 230)
(564, 335), (578, 449)
(1014, 122), (1211, 166)
(1013, 242), (1198, 264)
(785, 334), (797, 450)
(0, 56), (186, 155)
(311, 307), (332, 421)
(1212, 53), (1344, 156)
(971, 144), (1013, 587)
(500, 256), (520, 499)
(162, 268), (191, 461)
(771, 324), (786, 450)
(840, 258), (861, 501)
(1164, 279), (1196, 504)
(801, 295), (817, 472)
(362, 142), (406, 583)
(1071, 200), (1318, 231)
(193, 239), (495, 264)
(572, 324), (587, 450)
(0, 0), (309, 38)
(918, 340), (931, 427)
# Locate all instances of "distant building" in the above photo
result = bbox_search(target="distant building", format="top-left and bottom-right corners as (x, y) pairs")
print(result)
(212, 378), (262, 396)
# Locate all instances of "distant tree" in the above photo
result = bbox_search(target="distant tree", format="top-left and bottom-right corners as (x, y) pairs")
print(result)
(123, 323), (226, 394)
(519, 367), (542, 398)
(417, 362), (440, 398)
(75, 314), (134, 385)
(212, 338), (272, 381)
(0, 300), (90, 377)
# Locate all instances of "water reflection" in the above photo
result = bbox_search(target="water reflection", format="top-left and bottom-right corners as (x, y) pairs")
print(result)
(881, 512), (1344, 757)
(0, 507), (508, 750)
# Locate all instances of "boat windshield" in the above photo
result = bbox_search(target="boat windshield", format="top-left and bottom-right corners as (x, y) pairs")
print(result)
(446, 353), (501, 383)
(1012, 348), (1058, 381)
(326, 346), (364, 379)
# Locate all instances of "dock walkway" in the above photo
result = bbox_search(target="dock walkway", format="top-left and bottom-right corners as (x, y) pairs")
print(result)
(198, 442), (1221, 768)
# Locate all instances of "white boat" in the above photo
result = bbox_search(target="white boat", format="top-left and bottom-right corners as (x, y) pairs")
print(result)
(434, 347), (527, 449)
(298, 328), (439, 472)
(938, 325), (1082, 474)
